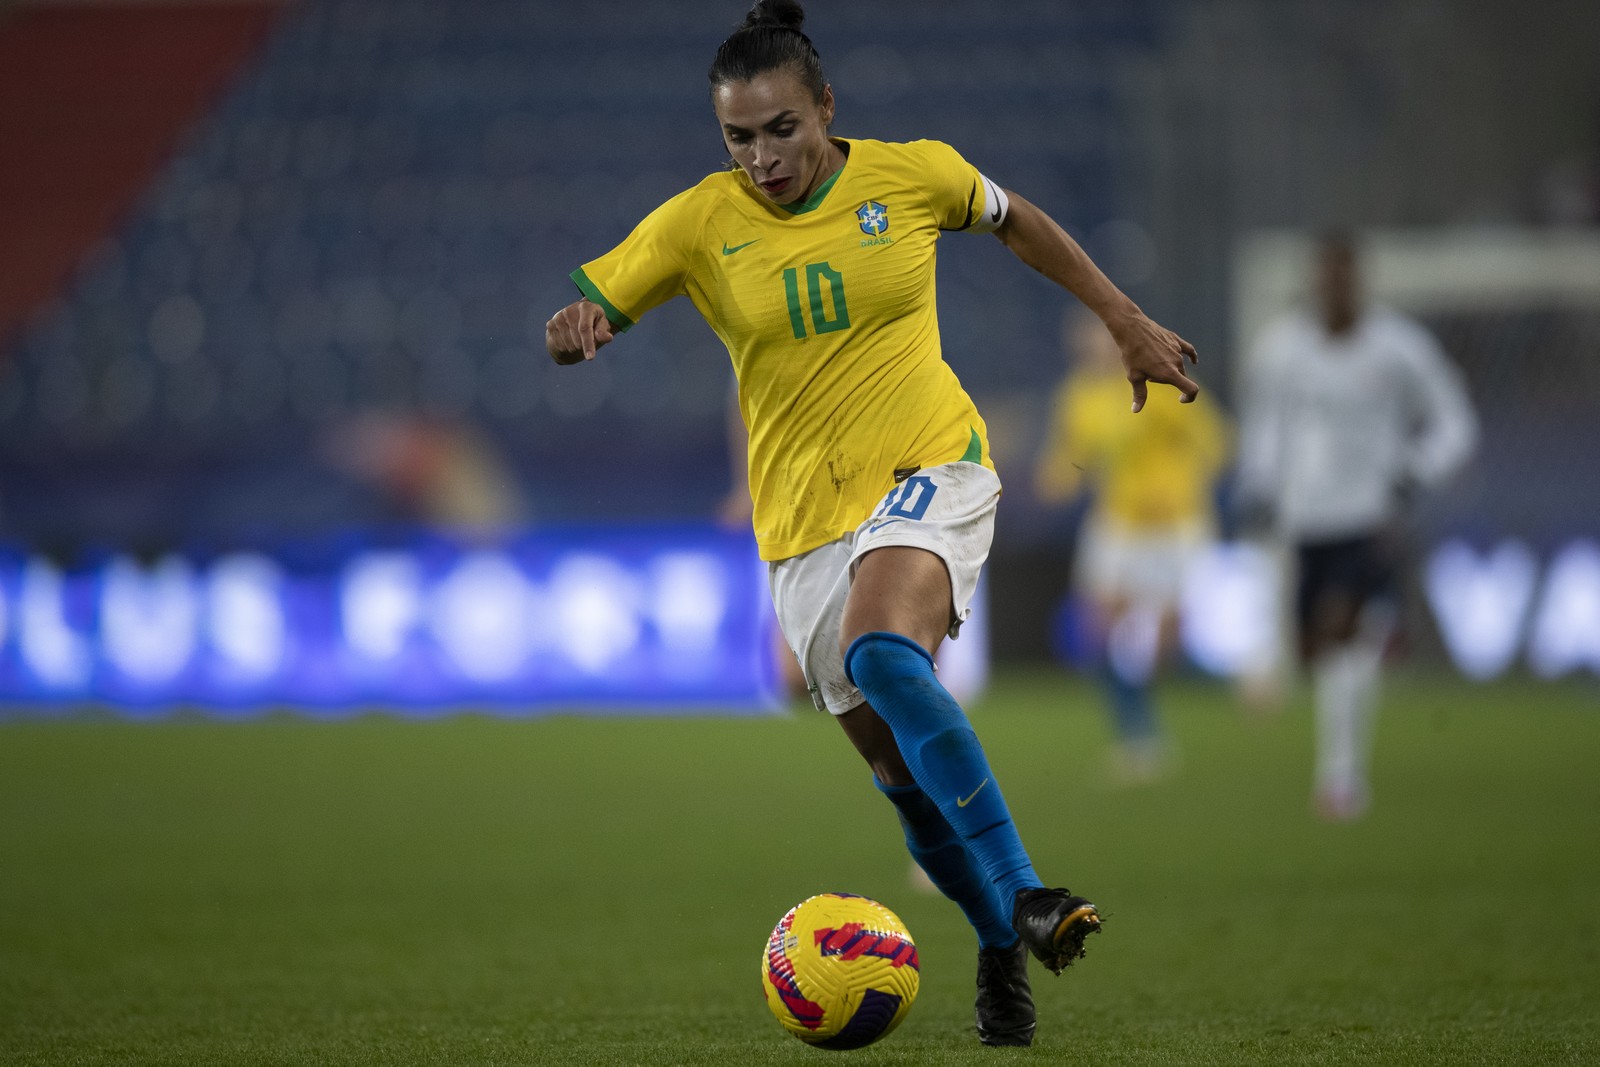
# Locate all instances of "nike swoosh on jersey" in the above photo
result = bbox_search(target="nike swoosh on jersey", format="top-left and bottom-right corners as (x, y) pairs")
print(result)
(956, 778), (990, 807)
(985, 176), (1003, 223)
(866, 517), (905, 533)
(721, 239), (760, 255)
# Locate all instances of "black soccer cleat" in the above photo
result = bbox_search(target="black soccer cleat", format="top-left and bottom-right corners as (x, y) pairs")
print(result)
(975, 938), (1036, 1046)
(1011, 887), (1102, 976)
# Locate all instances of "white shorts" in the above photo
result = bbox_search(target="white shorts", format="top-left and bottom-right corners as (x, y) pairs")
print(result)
(768, 462), (1000, 715)
(1075, 515), (1213, 612)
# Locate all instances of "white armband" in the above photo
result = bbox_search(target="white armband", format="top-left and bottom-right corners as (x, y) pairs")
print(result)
(966, 172), (1009, 233)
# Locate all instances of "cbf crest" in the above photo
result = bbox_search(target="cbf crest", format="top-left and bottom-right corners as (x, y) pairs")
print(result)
(856, 200), (889, 236)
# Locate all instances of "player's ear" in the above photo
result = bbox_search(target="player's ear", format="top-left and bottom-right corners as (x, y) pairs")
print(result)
(819, 84), (835, 128)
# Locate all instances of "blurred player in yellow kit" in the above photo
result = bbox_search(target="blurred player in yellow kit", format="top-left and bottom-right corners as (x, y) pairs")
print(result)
(1036, 312), (1231, 782)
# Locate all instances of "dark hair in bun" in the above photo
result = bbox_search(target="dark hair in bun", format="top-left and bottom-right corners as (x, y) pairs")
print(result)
(743, 0), (804, 31)
(708, 0), (826, 103)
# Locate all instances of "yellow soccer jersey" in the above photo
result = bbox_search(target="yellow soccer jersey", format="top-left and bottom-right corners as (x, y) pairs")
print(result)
(571, 137), (1003, 561)
(1035, 370), (1231, 529)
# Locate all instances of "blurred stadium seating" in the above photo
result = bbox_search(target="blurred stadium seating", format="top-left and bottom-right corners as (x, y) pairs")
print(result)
(0, 0), (1596, 690)
(0, 0), (1162, 553)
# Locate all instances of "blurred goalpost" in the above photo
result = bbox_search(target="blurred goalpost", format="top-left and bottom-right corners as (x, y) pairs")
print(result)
(1233, 228), (1600, 362)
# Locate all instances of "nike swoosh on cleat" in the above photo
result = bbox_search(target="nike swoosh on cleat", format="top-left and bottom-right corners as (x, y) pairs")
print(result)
(722, 239), (760, 255)
(956, 778), (990, 807)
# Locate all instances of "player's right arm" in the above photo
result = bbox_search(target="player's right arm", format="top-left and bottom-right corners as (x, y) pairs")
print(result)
(545, 299), (615, 364)
(546, 185), (702, 366)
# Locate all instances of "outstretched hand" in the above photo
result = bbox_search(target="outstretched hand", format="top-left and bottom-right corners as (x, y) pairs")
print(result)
(1107, 313), (1199, 412)
(545, 299), (615, 365)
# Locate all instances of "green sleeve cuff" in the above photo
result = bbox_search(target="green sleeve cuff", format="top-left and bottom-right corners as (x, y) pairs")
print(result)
(569, 267), (635, 333)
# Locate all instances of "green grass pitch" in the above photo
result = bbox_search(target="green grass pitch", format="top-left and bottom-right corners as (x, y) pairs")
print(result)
(2, 668), (1597, 1065)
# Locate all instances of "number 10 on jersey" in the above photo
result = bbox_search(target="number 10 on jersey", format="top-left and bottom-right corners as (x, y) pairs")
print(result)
(783, 263), (851, 339)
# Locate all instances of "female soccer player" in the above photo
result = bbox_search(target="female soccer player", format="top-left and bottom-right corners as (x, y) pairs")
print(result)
(1035, 311), (1232, 784)
(545, 0), (1199, 1046)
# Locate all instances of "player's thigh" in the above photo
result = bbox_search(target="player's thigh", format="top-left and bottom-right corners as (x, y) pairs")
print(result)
(839, 461), (1000, 657)
(769, 539), (859, 714)
(842, 546), (953, 655)
(1296, 543), (1348, 654)
(1297, 536), (1392, 653)
(1073, 514), (1126, 609)
(768, 552), (912, 780)
(1091, 517), (1210, 613)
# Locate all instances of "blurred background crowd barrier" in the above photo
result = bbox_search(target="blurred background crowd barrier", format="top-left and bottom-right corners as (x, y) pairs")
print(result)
(0, 0), (1596, 712)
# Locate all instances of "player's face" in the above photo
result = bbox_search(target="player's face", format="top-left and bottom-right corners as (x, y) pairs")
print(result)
(714, 70), (839, 206)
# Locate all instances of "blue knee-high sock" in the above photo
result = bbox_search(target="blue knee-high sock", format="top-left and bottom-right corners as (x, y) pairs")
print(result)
(875, 777), (1017, 949)
(1102, 660), (1159, 742)
(846, 631), (1042, 916)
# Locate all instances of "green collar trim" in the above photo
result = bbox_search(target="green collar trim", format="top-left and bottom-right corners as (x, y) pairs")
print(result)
(777, 141), (850, 215)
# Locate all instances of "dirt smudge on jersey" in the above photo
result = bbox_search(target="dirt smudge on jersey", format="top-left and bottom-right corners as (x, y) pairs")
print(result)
(825, 451), (864, 497)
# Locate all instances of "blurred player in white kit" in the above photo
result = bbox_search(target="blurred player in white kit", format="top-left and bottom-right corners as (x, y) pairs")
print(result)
(1238, 232), (1478, 820)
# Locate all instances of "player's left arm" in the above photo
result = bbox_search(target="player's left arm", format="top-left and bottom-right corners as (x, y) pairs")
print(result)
(993, 192), (1199, 412)
(1400, 324), (1479, 488)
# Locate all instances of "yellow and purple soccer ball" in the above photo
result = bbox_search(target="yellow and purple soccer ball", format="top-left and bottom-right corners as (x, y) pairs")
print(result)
(760, 893), (920, 1049)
